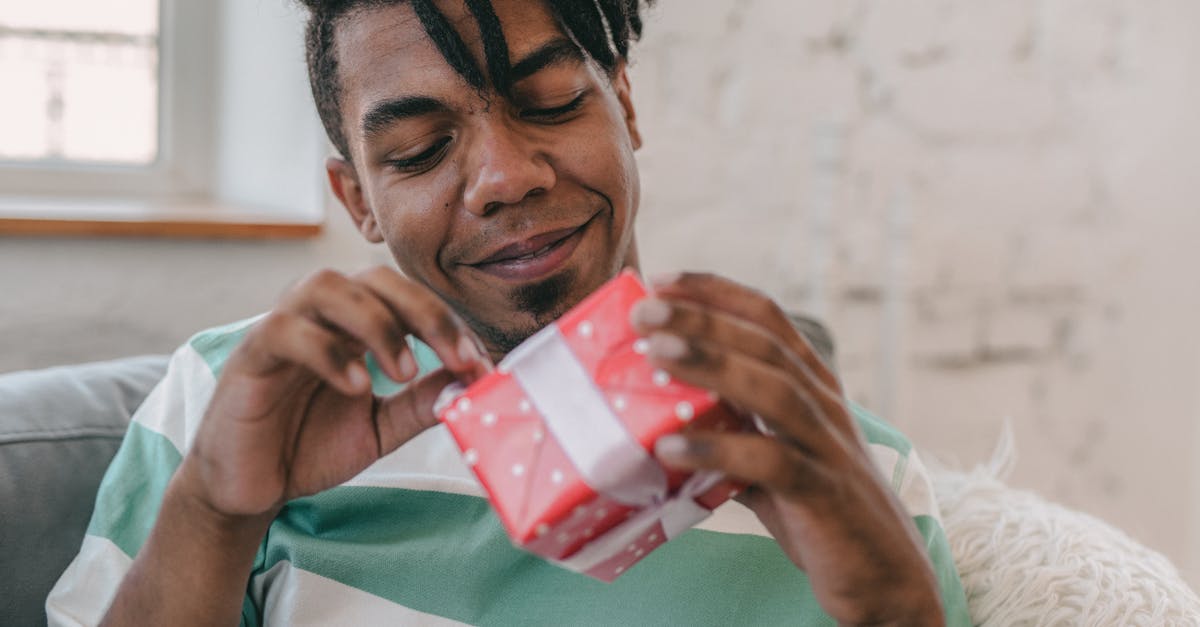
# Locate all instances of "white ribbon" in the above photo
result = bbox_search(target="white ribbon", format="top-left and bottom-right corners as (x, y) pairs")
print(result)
(553, 469), (727, 574)
(506, 324), (669, 506)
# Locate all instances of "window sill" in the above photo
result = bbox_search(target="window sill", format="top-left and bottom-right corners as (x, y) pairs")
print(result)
(0, 196), (323, 239)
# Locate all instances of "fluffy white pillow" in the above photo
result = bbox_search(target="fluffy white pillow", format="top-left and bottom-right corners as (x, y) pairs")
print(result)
(931, 434), (1200, 626)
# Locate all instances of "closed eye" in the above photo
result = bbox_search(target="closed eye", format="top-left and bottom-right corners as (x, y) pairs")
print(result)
(521, 92), (588, 122)
(386, 136), (451, 173)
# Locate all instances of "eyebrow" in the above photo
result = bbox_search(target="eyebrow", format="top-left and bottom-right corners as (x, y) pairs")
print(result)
(509, 37), (585, 83)
(358, 39), (585, 141)
(361, 96), (448, 142)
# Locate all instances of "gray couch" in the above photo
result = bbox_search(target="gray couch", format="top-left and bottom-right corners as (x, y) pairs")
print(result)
(0, 356), (169, 626)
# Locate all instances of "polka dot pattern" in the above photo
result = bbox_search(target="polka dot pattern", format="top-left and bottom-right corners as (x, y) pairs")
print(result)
(434, 271), (750, 580)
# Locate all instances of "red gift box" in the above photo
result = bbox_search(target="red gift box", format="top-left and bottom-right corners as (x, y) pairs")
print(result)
(436, 270), (747, 581)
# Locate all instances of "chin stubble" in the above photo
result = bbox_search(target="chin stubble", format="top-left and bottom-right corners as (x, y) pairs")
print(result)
(465, 269), (580, 355)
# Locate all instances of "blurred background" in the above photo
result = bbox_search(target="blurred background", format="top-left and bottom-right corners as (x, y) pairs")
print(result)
(2, 0), (1198, 588)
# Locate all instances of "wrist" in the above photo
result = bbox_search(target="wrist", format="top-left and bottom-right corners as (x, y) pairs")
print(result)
(837, 601), (943, 627)
(890, 594), (945, 627)
(166, 458), (277, 548)
(830, 569), (945, 627)
(100, 460), (278, 626)
(868, 584), (945, 627)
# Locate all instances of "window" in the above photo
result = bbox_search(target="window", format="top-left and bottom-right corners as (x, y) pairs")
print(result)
(0, 0), (324, 238)
(0, 1), (159, 165)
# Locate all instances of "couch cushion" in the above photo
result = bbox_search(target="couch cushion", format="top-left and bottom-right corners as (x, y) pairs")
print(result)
(0, 355), (167, 626)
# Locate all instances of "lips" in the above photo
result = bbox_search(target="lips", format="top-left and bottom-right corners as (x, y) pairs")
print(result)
(472, 225), (582, 265)
(465, 217), (594, 282)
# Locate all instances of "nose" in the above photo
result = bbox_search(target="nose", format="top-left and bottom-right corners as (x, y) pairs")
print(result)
(462, 123), (556, 216)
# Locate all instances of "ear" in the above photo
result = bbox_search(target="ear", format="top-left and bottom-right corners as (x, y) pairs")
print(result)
(326, 157), (384, 243)
(611, 61), (642, 151)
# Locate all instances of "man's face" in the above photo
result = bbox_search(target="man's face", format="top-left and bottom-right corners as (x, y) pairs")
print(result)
(329, 0), (643, 355)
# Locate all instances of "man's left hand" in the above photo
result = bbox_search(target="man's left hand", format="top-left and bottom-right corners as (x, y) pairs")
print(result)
(631, 272), (944, 626)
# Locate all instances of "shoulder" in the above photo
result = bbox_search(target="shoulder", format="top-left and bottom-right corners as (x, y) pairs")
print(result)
(849, 401), (912, 458)
(186, 314), (266, 378)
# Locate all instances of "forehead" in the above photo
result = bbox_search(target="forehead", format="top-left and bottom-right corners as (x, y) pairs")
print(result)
(334, 0), (563, 108)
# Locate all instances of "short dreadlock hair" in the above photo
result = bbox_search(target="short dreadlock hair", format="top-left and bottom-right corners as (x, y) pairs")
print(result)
(297, 0), (654, 162)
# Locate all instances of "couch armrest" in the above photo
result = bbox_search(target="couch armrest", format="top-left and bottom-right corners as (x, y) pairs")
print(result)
(0, 355), (168, 626)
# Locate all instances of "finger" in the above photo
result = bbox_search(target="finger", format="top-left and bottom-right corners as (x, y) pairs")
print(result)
(284, 269), (414, 383)
(354, 266), (492, 383)
(650, 272), (838, 390)
(643, 332), (838, 453)
(654, 432), (825, 496)
(375, 368), (459, 454)
(243, 312), (372, 396)
(631, 296), (842, 403)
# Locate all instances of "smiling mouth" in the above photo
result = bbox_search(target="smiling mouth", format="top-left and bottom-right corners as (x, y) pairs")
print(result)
(495, 237), (567, 263)
(467, 215), (596, 282)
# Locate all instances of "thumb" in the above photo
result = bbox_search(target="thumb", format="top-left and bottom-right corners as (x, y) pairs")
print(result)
(375, 368), (458, 454)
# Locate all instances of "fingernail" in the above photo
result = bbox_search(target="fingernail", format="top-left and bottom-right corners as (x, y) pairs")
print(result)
(458, 335), (482, 366)
(631, 298), (671, 326)
(397, 350), (418, 380)
(655, 435), (690, 461)
(648, 333), (688, 360)
(649, 272), (680, 288)
(347, 363), (370, 390)
(473, 335), (495, 369)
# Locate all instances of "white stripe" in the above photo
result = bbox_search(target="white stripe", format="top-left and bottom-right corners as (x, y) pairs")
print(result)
(509, 325), (667, 505)
(896, 449), (940, 521)
(180, 344), (219, 453)
(46, 535), (133, 627)
(694, 499), (773, 538)
(868, 443), (902, 492)
(340, 425), (484, 498)
(254, 560), (470, 627)
(131, 343), (217, 455)
(692, 443), (936, 540)
(866, 444), (939, 520)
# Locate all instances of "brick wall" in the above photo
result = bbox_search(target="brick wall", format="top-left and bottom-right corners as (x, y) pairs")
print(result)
(630, 0), (1200, 583)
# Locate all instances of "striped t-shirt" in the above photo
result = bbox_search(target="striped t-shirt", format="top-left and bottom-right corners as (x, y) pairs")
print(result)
(48, 316), (970, 626)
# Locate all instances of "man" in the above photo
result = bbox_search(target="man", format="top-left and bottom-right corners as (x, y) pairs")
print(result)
(49, 1), (969, 624)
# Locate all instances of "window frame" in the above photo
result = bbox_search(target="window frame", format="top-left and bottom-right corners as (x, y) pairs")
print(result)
(0, 0), (324, 238)
(0, 0), (215, 199)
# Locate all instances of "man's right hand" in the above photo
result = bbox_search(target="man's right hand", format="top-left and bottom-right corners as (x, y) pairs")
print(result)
(104, 264), (492, 624)
(102, 267), (492, 626)
(177, 266), (493, 521)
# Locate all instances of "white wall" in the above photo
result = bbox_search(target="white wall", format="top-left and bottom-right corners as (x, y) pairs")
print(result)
(628, 0), (1200, 586)
(3, 0), (1199, 587)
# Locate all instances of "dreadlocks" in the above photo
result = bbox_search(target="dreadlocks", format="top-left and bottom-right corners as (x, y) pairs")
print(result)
(297, 0), (653, 162)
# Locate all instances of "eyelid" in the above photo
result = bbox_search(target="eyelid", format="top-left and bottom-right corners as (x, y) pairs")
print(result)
(520, 90), (588, 120)
(386, 136), (451, 172)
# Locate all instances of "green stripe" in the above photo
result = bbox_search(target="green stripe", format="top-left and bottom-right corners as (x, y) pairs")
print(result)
(191, 322), (442, 398)
(240, 593), (262, 627)
(189, 324), (911, 464)
(850, 402), (912, 457)
(890, 451), (911, 495)
(915, 515), (972, 626)
(85, 422), (182, 558)
(87, 414), (269, 626)
(411, 336), (442, 374)
(366, 337), (444, 397)
(264, 487), (835, 626)
(190, 316), (260, 377)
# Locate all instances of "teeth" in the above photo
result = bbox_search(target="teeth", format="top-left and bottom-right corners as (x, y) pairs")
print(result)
(512, 242), (555, 261)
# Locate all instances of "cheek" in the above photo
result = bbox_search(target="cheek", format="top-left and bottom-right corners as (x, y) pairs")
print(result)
(371, 186), (455, 276)
(556, 116), (639, 213)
